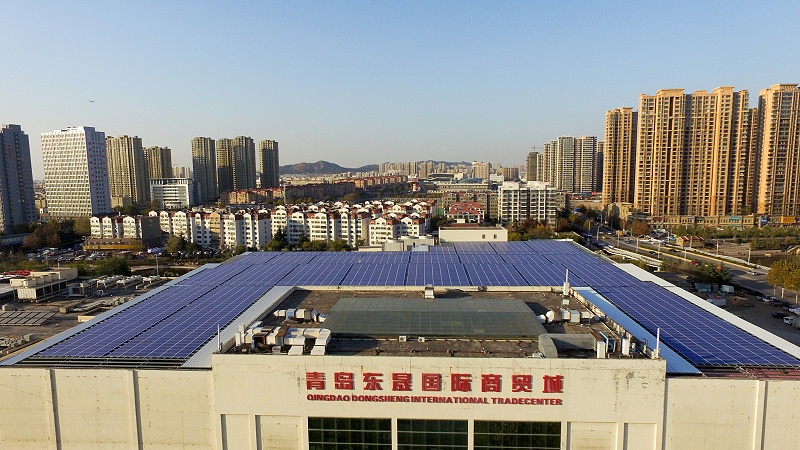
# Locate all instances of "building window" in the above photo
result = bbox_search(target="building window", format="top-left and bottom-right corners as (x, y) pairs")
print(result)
(397, 419), (467, 449)
(474, 421), (561, 449)
(308, 417), (391, 449)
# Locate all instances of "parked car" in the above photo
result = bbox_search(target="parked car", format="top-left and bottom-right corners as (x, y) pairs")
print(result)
(784, 316), (797, 325)
(770, 300), (790, 308)
(772, 312), (791, 319)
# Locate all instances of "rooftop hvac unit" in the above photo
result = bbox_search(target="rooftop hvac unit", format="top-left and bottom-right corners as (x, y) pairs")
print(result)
(417, 337), (426, 343)
(399, 335), (407, 342)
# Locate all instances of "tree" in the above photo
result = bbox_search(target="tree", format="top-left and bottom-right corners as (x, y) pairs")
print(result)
(149, 199), (161, 212)
(73, 217), (92, 236)
(328, 240), (352, 252)
(233, 245), (247, 255)
(95, 256), (131, 276)
(165, 236), (189, 254)
(629, 219), (651, 237)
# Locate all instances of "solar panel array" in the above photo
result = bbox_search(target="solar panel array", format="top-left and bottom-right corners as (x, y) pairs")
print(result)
(21, 240), (800, 370)
(0, 311), (55, 326)
(596, 285), (800, 367)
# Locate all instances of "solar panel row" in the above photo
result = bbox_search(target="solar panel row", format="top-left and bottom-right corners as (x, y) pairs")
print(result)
(28, 240), (800, 369)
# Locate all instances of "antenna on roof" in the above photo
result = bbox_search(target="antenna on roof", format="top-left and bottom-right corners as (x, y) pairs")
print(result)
(563, 268), (570, 296)
(654, 328), (661, 359)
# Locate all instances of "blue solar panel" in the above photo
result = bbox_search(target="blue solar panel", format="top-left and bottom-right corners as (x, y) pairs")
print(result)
(513, 263), (581, 287)
(108, 285), (273, 358)
(596, 284), (800, 367)
(406, 263), (470, 286)
(341, 263), (408, 286)
(277, 263), (353, 286)
(458, 253), (506, 265)
(454, 242), (497, 253)
(356, 253), (411, 264)
(463, 264), (527, 286)
(408, 253), (462, 264)
(36, 285), (216, 357)
(26, 241), (800, 371)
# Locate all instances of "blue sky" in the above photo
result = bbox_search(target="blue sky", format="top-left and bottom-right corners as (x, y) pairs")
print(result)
(3, 1), (799, 178)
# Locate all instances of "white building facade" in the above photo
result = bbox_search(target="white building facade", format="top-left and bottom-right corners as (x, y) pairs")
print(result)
(42, 126), (112, 218)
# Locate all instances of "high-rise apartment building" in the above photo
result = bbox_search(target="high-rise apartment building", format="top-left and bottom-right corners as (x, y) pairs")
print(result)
(755, 84), (800, 216)
(173, 166), (192, 179)
(595, 141), (604, 193)
(472, 161), (490, 180)
(259, 140), (280, 188)
(526, 150), (543, 182)
(232, 136), (256, 190)
(635, 87), (754, 217)
(143, 146), (173, 180)
(603, 108), (638, 206)
(106, 135), (149, 206)
(192, 137), (218, 204)
(542, 136), (598, 193)
(216, 137), (256, 193)
(42, 126), (112, 218)
(0, 124), (36, 233)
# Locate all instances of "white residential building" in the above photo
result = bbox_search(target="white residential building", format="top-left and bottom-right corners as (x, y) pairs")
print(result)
(497, 181), (565, 227)
(42, 126), (112, 217)
(150, 178), (195, 210)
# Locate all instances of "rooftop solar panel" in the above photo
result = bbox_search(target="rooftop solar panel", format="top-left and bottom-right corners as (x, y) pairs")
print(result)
(341, 263), (408, 286)
(596, 284), (800, 367)
(276, 263), (353, 286)
(405, 263), (470, 286)
(35, 284), (216, 358)
(463, 263), (527, 286)
(454, 242), (497, 253)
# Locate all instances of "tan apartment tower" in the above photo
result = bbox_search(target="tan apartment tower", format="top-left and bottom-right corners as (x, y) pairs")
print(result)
(106, 135), (150, 206)
(216, 136), (256, 193)
(526, 150), (543, 182)
(602, 108), (637, 207)
(192, 137), (218, 204)
(756, 84), (800, 216)
(634, 87), (754, 217)
(143, 146), (173, 180)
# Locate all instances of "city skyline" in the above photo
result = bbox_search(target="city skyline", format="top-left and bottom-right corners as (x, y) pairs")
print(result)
(2, 2), (798, 179)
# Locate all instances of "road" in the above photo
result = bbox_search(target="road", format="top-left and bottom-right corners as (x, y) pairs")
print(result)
(593, 227), (799, 301)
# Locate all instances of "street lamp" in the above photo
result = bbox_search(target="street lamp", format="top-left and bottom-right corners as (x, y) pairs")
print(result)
(155, 253), (159, 277)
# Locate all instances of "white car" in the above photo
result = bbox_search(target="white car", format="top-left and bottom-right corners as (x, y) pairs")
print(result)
(784, 316), (797, 325)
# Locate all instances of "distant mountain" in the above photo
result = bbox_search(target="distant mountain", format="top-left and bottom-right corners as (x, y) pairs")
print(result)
(280, 161), (379, 175)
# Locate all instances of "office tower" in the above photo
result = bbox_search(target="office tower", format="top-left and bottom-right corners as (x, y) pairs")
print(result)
(635, 87), (754, 217)
(192, 137), (218, 203)
(526, 150), (543, 182)
(0, 124), (36, 233)
(259, 140), (280, 188)
(106, 135), (149, 206)
(42, 126), (111, 218)
(756, 84), (800, 216)
(143, 146), (173, 180)
(603, 108), (638, 206)
(418, 161), (433, 179)
(216, 136), (256, 193)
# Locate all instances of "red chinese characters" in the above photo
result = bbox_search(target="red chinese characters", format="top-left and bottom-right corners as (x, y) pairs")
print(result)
(305, 371), (565, 395)
(334, 372), (354, 390)
(392, 373), (412, 391)
(363, 372), (383, 390)
(451, 373), (472, 392)
(542, 375), (564, 393)
(511, 374), (533, 393)
(306, 371), (325, 390)
(421, 373), (441, 391)
(481, 374), (502, 393)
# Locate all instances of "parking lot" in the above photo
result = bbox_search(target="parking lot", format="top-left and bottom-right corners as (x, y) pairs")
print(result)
(725, 295), (800, 346)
